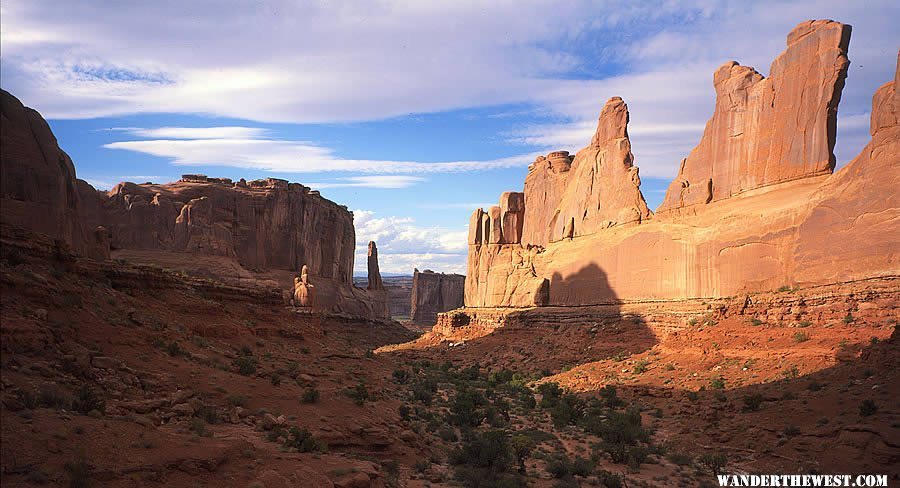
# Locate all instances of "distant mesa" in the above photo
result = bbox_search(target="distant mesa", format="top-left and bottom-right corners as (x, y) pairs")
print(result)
(410, 269), (465, 326)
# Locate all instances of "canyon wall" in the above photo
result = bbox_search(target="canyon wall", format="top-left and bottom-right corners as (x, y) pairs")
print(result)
(100, 176), (356, 283)
(410, 269), (466, 326)
(466, 21), (899, 308)
(0, 89), (389, 320)
(659, 20), (851, 213)
(0, 90), (109, 260)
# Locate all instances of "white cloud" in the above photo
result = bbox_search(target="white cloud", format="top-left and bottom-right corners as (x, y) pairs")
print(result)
(353, 209), (468, 274)
(112, 126), (271, 139)
(310, 176), (425, 189)
(505, 3), (899, 178)
(2, 2), (893, 181)
(103, 129), (541, 174)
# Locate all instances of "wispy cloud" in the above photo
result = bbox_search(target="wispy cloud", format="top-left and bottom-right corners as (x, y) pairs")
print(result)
(310, 176), (425, 189)
(110, 126), (270, 139)
(3, 2), (894, 179)
(416, 202), (496, 211)
(103, 128), (541, 174)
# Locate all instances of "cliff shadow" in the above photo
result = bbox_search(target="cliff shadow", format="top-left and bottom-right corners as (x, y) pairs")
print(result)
(559, 325), (899, 476)
(383, 262), (658, 376)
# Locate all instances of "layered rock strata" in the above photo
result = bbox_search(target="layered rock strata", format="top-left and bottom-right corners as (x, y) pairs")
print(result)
(0, 90), (389, 320)
(659, 20), (852, 212)
(466, 21), (898, 308)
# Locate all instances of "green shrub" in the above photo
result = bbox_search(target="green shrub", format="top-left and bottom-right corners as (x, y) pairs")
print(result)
(793, 332), (810, 343)
(450, 389), (487, 427)
(166, 341), (185, 357)
(233, 356), (257, 376)
(301, 388), (320, 404)
(511, 434), (535, 474)
(666, 451), (693, 466)
(412, 380), (436, 405)
(283, 426), (326, 453)
(449, 429), (512, 471)
(843, 313), (854, 324)
(398, 404), (411, 420)
(39, 387), (70, 410)
(596, 470), (623, 488)
(709, 376), (726, 390)
(65, 454), (91, 488)
(227, 395), (248, 407)
(488, 369), (514, 385)
(632, 360), (649, 374)
(346, 382), (369, 406)
(545, 455), (572, 478)
(698, 452), (728, 476)
(414, 459), (430, 474)
(392, 369), (411, 384)
(742, 393), (763, 412)
(439, 426), (459, 442)
(859, 399), (877, 417)
(71, 385), (105, 415)
(550, 395), (583, 428)
(270, 373), (281, 386)
(190, 417), (211, 437)
(592, 408), (652, 467)
(538, 382), (563, 408)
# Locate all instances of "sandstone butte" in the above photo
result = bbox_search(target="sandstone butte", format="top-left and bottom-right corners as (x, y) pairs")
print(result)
(466, 20), (898, 308)
(409, 269), (466, 326)
(0, 89), (389, 320)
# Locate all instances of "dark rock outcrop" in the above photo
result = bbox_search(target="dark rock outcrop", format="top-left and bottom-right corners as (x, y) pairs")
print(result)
(1, 89), (109, 259)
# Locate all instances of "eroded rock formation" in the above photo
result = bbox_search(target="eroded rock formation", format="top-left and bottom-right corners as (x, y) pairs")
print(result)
(292, 265), (317, 308)
(410, 269), (466, 326)
(367, 241), (384, 290)
(659, 20), (851, 212)
(1, 89), (109, 259)
(0, 89), (390, 320)
(546, 97), (651, 241)
(465, 21), (899, 308)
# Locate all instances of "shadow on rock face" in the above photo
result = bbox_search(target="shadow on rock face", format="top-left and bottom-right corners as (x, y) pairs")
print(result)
(384, 262), (657, 376)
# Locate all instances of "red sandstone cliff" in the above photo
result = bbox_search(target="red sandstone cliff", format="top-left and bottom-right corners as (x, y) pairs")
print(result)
(1, 89), (109, 260)
(410, 269), (466, 326)
(101, 176), (356, 283)
(0, 90), (389, 320)
(465, 21), (898, 308)
(659, 20), (851, 212)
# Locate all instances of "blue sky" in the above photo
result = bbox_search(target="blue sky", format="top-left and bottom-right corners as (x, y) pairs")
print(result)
(2, 1), (897, 274)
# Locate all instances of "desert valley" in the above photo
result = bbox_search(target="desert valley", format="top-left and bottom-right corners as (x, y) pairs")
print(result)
(1, 14), (898, 488)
